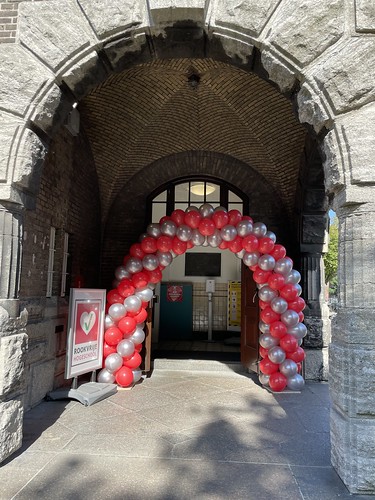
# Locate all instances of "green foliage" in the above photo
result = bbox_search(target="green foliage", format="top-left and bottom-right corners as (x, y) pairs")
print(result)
(324, 217), (338, 295)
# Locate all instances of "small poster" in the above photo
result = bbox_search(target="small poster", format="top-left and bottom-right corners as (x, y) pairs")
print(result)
(228, 281), (241, 331)
(167, 285), (183, 302)
(65, 288), (106, 379)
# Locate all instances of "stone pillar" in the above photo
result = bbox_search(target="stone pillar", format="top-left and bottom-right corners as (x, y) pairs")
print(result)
(330, 201), (375, 494)
(0, 202), (27, 464)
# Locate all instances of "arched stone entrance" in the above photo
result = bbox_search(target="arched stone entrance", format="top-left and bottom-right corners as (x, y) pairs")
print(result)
(0, 0), (374, 493)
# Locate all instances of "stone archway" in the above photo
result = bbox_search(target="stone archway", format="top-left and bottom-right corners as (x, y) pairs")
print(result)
(0, 0), (374, 493)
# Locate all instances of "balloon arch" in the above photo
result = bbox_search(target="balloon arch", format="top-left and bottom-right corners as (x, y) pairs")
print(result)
(98, 204), (306, 392)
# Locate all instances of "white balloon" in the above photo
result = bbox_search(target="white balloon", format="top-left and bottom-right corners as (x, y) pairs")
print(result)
(191, 229), (205, 246)
(287, 373), (305, 391)
(265, 231), (277, 242)
(220, 225), (237, 241)
(147, 223), (161, 238)
(236, 220), (253, 237)
(124, 295), (142, 312)
(176, 224), (192, 242)
(199, 203), (214, 218)
(259, 320), (271, 334)
(236, 249), (246, 259)
(132, 369), (143, 383)
(105, 314), (115, 329)
(253, 222), (267, 237)
(142, 254), (159, 271)
(243, 251), (260, 267)
(259, 373), (270, 386)
(105, 353), (123, 373)
(281, 309), (300, 327)
(285, 269), (301, 284)
(279, 359), (298, 377)
(135, 287), (154, 302)
(161, 220), (177, 237)
(207, 229), (222, 248)
(268, 346), (286, 364)
(259, 333), (279, 349)
(258, 286), (278, 303)
(115, 266), (130, 281)
(185, 205), (199, 213)
(287, 322), (307, 339)
(125, 257), (143, 274)
(258, 254), (276, 271)
(214, 206), (227, 213)
(117, 339), (135, 358)
(270, 297), (288, 314)
(108, 303), (126, 321)
(97, 368), (116, 384)
(130, 327), (146, 344)
(274, 258), (293, 276)
(156, 250), (173, 267)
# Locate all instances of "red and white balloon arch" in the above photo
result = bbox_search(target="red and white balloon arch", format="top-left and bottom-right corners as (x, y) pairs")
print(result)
(98, 204), (306, 392)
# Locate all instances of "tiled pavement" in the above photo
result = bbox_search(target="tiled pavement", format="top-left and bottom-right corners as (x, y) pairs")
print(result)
(1, 363), (373, 500)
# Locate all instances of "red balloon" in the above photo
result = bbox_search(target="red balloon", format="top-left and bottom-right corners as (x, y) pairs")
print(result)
(269, 372), (287, 392)
(171, 209), (185, 226)
(186, 240), (194, 249)
(297, 362), (302, 373)
(117, 279), (135, 298)
(198, 218), (216, 236)
(259, 356), (279, 375)
(280, 334), (299, 353)
(141, 236), (157, 254)
(228, 236), (243, 253)
(147, 267), (162, 283)
(249, 265), (258, 272)
(288, 297), (306, 312)
(118, 316), (137, 336)
(271, 244), (287, 260)
(298, 312), (304, 322)
(132, 272), (149, 289)
(258, 237), (275, 254)
(172, 236), (187, 255)
(219, 240), (229, 249)
(259, 299), (268, 310)
(129, 243), (145, 259)
(134, 343), (143, 352)
(253, 268), (272, 284)
(242, 215), (253, 223)
(104, 326), (123, 346)
(242, 234), (259, 252)
(287, 346), (306, 363)
(268, 273), (286, 290)
(123, 254), (131, 266)
(107, 289), (124, 305)
(184, 210), (201, 229)
(134, 307), (147, 324)
(228, 209), (242, 226)
(123, 351), (142, 369)
(103, 342), (117, 358)
(212, 210), (229, 229)
(259, 346), (269, 358)
(260, 307), (280, 325)
(269, 321), (287, 339)
(126, 307), (142, 318)
(280, 284), (299, 301)
(115, 366), (134, 387)
(159, 215), (171, 225)
(157, 235), (173, 252)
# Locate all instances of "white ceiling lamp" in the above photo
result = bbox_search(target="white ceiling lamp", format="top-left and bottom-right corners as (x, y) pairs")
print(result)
(190, 183), (216, 196)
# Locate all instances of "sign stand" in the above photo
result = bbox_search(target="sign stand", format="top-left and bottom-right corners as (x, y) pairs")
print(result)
(47, 289), (117, 406)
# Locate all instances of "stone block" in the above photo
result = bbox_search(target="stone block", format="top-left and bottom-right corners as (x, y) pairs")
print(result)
(261, 49), (296, 93)
(103, 33), (150, 73)
(355, 0), (375, 32)
(302, 214), (327, 244)
(78, 0), (147, 39)
(303, 316), (330, 348)
(150, 0), (205, 25)
(0, 114), (24, 184)
(0, 334), (27, 397)
(208, 32), (254, 66)
(18, 0), (96, 72)
(27, 359), (55, 409)
(321, 129), (345, 194)
(333, 308), (375, 345)
(31, 84), (72, 137)
(0, 400), (23, 463)
(304, 347), (329, 381)
(297, 83), (330, 133)
(265, 0), (344, 67)
(331, 406), (375, 493)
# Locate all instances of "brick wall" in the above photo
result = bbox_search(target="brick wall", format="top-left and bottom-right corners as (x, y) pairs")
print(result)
(0, 1), (18, 43)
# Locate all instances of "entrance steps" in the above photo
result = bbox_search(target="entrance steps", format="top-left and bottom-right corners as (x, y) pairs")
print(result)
(152, 358), (246, 374)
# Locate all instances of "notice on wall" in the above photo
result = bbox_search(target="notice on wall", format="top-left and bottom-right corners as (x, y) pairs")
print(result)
(166, 284), (183, 302)
(227, 281), (241, 331)
(65, 288), (106, 379)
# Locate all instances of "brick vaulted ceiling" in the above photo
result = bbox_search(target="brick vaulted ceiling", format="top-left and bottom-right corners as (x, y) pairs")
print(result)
(79, 58), (307, 221)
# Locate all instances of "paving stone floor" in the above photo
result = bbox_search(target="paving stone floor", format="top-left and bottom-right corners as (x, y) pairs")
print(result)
(1, 364), (373, 500)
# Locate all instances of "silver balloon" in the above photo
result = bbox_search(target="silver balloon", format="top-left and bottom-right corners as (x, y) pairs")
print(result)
(258, 254), (276, 271)
(139, 233), (148, 242)
(185, 205), (199, 213)
(243, 251), (260, 267)
(156, 250), (173, 267)
(285, 269), (301, 284)
(259, 333), (279, 349)
(105, 353), (123, 373)
(105, 314), (115, 329)
(295, 283), (302, 296)
(202, 237), (209, 247)
(160, 220), (177, 237)
(270, 297), (289, 314)
(207, 229), (222, 248)
(265, 231), (277, 243)
(135, 287), (154, 302)
(125, 257), (143, 274)
(287, 373), (305, 391)
(259, 373), (270, 386)
(298, 338), (303, 346)
(132, 369), (143, 383)
(170, 250), (178, 258)
(268, 346), (286, 364)
(258, 286), (278, 303)
(236, 249), (246, 259)
(142, 254), (159, 271)
(220, 225), (237, 242)
(259, 320), (271, 334)
(274, 258), (293, 276)
(116, 339), (135, 358)
(115, 266), (130, 281)
(124, 294), (142, 312)
(281, 309), (300, 327)
(287, 322), (307, 339)
(97, 368), (116, 384)
(108, 303), (126, 321)
(214, 206), (227, 213)
(199, 203), (214, 218)
(253, 222), (267, 237)
(257, 283), (267, 289)
(130, 327), (145, 344)
(236, 220), (253, 237)
(147, 223), (161, 238)
(191, 229), (205, 246)
(279, 359), (298, 377)
(176, 224), (192, 242)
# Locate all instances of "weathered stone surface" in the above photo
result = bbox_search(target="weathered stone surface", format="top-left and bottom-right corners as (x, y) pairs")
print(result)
(266, 0), (344, 67)
(261, 50), (296, 93)
(211, 0), (279, 37)
(302, 214), (327, 244)
(330, 342), (375, 417)
(104, 33), (151, 72)
(304, 316), (331, 348)
(331, 406), (375, 493)
(304, 346), (329, 381)
(0, 46), (52, 117)
(321, 129), (345, 195)
(355, 0), (375, 32)
(0, 334), (28, 397)
(297, 83), (330, 133)
(0, 400), (23, 463)
(31, 84), (72, 137)
(27, 360), (55, 409)
(149, 0), (204, 25)
(0, 114), (25, 184)
(313, 37), (375, 114)
(208, 33), (254, 65)
(333, 308), (375, 345)
(18, 0), (96, 72)
(78, 0), (147, 39)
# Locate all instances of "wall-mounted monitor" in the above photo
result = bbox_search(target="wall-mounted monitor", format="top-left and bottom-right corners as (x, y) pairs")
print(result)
(185, 252), (221, 277)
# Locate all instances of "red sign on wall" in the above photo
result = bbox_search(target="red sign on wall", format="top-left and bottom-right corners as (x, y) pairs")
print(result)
(167, 285), (183, 302)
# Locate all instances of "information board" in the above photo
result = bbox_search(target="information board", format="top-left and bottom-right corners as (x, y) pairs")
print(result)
(227, 281), (241, 331)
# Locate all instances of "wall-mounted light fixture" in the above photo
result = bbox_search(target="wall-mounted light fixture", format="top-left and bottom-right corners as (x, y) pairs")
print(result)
(190, 183), (216, 196)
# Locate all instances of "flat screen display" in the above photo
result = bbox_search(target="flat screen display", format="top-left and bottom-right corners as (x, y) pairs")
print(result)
(185, 253), (221, 277)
